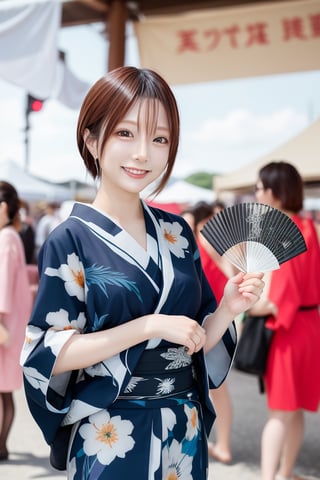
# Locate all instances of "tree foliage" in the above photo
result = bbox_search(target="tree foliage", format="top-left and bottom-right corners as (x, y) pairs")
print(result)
(184, 172), (214, 190)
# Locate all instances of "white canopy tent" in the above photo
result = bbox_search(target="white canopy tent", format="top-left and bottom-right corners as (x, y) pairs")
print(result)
(144, 179), (216, 205)
(0, 160), (71, 202)
(214, 118), (320, 196)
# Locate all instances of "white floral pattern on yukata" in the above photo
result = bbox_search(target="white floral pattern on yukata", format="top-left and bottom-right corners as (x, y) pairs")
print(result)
(21, 202), (236, 479)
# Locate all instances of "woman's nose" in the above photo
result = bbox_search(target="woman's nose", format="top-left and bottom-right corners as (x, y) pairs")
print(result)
(132, 153), (147, 162)
(133, 141), (148, 162)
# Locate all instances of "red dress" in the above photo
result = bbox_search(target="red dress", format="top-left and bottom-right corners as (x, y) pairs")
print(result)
(197, 241), (228, 303)
(265, 215), (320, 411)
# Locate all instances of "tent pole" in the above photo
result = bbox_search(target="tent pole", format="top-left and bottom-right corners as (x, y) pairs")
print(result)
(24, 103), (30, 172)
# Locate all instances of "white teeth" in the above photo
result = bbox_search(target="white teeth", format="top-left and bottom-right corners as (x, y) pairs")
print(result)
(124, 167), (146, 174)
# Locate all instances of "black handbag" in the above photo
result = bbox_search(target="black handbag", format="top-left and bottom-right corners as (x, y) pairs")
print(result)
(234, 314), (273, 393)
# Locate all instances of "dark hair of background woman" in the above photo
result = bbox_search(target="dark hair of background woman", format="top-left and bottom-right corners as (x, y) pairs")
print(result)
(0, 181), (20, 225)
(258, 161), (303, 213)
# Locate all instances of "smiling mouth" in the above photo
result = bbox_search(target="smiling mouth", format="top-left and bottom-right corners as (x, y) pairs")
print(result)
(122, 167), (149, 176)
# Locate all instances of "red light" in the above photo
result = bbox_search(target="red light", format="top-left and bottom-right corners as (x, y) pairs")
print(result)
(26, 94), (45, 115)
(31, 100), (43, 112)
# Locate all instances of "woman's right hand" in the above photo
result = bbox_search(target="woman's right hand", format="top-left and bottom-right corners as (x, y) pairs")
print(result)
(54, 313), (206, 375)
(145, 314), (207, 355)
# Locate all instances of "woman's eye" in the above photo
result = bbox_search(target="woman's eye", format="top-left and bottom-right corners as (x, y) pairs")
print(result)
(154, 136), (168, 144)
(117, 130), (132, 137)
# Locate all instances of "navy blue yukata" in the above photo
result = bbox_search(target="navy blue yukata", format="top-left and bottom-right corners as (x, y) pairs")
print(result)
(20, 202), (236, 479)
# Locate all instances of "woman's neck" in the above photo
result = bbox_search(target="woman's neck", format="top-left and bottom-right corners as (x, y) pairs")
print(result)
(92, 191), (143, 225)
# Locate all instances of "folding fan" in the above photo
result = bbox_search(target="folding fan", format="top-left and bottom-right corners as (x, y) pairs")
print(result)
(200, 202), (307, 272)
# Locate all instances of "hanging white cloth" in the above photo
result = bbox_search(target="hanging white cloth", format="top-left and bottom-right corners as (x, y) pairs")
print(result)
(0, 0), (91, 108)
(0, 0), (61, 99)
(52, 58), (91, 109)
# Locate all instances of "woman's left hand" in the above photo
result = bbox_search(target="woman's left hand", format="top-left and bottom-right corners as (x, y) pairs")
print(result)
(222, 271), (265, 316)
(204, 271), (265, 352)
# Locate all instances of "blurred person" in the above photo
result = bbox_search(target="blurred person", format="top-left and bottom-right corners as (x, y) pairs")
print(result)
(211, 200), (226, 216)
(14, 201), (38, 304)
(35, 201), (61, 257)
(314, 211), (320, 243)
(0, 181), (32, 460)
(17, 200), (36, 264)
(180, 206), (196, 232)
(250, 161), (320, 480)
(192, 201), (236, 464)
(20, 66), (264, 478)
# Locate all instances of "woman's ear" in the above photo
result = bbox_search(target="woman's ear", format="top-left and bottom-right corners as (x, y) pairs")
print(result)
(83, 128), (98, 158)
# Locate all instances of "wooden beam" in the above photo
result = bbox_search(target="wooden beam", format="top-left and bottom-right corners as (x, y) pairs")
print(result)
(107, 0), (127, 71)
(77, 0), (108, 12)
(61, 0), (109, 27)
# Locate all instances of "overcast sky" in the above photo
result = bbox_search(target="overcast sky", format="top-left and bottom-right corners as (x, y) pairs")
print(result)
(0, 22), (319, 183)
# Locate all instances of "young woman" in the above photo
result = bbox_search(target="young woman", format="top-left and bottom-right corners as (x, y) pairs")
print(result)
(251, 161), (320, 480)
(21, 66), (264, 479)
(0, 181), (32, 460)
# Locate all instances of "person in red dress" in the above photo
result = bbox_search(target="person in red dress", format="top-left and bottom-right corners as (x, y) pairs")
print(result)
(250, 161), (320, 480)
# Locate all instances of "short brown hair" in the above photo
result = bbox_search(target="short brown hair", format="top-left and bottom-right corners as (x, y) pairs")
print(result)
(77, 66), (180, 196)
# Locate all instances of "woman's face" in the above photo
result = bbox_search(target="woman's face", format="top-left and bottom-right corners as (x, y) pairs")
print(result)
(0, 201), (9, 229)
(87, 99), (170, 198)
(255, 180), (278, 208)
(254, 181), (266, 201)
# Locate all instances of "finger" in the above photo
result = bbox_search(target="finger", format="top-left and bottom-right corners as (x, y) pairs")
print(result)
(194, 332), (207, 352)
(239, 278), (264, 291)
(184, 342), (195, 356)
(243, 271), (264, 278)
(185, 336), (204, 355)
(185, 324), (206, 354)
(239, 284), (263, 294)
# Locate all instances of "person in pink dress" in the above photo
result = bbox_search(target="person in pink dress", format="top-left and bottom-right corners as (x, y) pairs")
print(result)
(250, 161), (320, 480)
(0, 181), (32, 460)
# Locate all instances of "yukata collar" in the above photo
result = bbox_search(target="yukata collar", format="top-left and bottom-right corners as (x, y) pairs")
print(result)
(142, 201), (176, 348)
(70, 201), (175, 318)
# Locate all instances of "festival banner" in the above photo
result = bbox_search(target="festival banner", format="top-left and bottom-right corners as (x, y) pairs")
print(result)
(134, 0), (320, 85)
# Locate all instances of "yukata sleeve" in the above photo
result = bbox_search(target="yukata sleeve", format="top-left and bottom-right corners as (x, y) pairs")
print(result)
(20, 229), (87, 444)
(193, 239), (237, 388)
